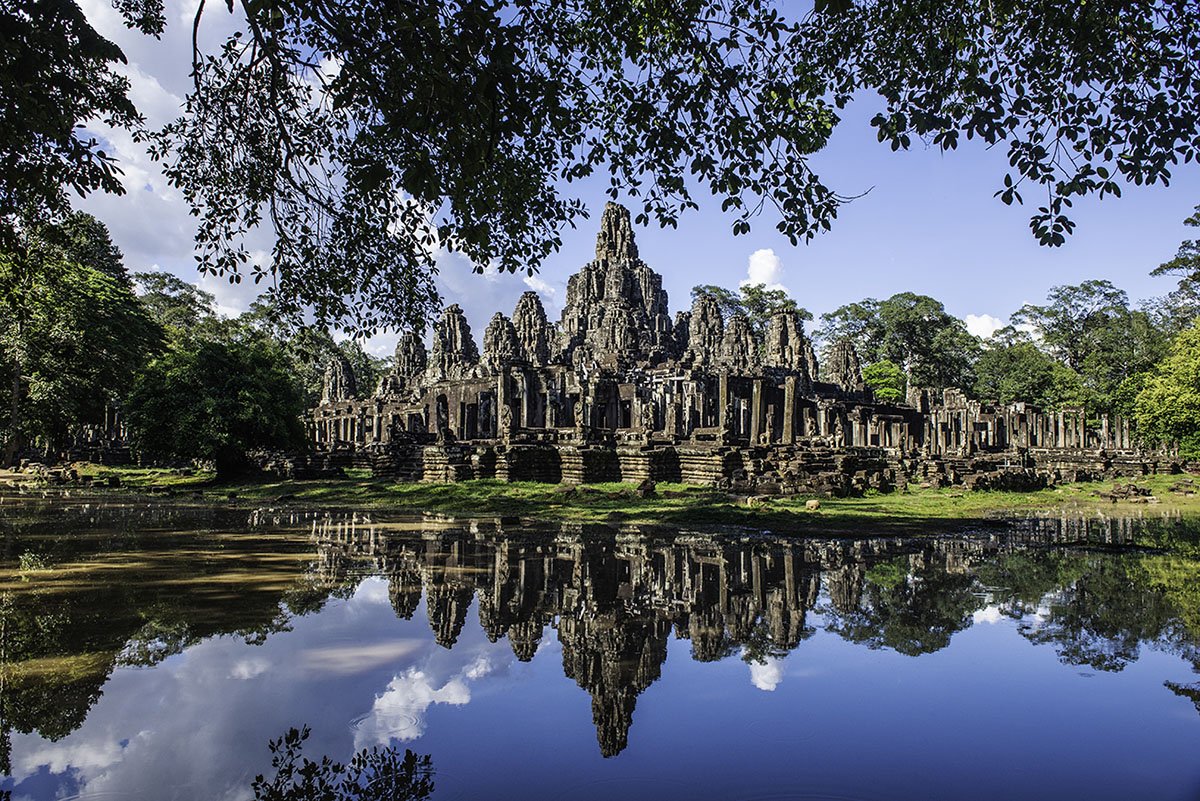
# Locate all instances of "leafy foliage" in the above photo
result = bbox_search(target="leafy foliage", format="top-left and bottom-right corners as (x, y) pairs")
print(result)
(11, 2), (1200, 335)
(973, 334), (1087, 411)
(1134, 321), (1200, 458)
(816, 292), (979, 390)
(1150, 204), (1200, 333)
(124, 325), (306, 475)
(861, 360), (904, 403)
(1013, 281), (1167, 413)
(133, 270), (218, 332)
(252, 726), (435, 801)
(139, 0), (1200, 335)
(0, 215), (161, 462)
(812, 0), (1200, 247)
(0, 0), (154, 243)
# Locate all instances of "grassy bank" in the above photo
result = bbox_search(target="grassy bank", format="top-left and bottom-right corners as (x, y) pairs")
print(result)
(3, 463), (1196, 533)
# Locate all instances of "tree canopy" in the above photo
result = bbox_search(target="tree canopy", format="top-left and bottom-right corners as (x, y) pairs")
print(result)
(1012, 280), (1167, 413)
(972, 334), (1086, 411)
(1151, 204), (1200, 334)
(0, 0), (152, 243)
(1134, 321), (1200, 459)
(0, 213), (160, 463)
(124, 326), (306, 476)
(816, 292), (979, 390)
(7, 0), (1200, 335)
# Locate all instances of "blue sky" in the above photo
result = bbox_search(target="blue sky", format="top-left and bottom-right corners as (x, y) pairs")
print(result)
(76, 0), (1200, 355)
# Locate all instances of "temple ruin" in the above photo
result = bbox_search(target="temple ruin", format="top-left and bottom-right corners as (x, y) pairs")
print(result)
(307, 202), (1157, 494)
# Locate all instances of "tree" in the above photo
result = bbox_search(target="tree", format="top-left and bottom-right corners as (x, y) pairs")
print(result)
(252, 726), (434, 801)
(0, 0), (154, 245)
(816, 292), (979, 390)
(1134, 322), (1200, 458)
(973, 333), (1086, 410)
(124, 327), (306, 477)
(1012, 280), (1131, 372)
(14, 2), (1200, 334)
(37, 210), (128, 283)
(132, 271), (218, 332)
(1013, 281), (1167, 413)
(861, 360), (904, 403)
(0, 216), (161, 464)
(1150, 204), (1200, 334)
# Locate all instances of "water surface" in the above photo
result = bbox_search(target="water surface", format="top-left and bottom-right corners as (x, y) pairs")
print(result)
(2, 498), (1199, 800)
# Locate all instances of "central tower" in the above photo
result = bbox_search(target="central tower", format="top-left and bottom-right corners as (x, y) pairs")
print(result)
(556, 203), (674, 369)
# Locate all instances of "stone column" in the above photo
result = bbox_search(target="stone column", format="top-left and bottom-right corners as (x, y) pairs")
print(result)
(782, 376), (797, 443)
(750, 378), (764, 444)
(523, 371), (535, 429)
(497, 368), (510, 437)
(717, 372), (730, 433)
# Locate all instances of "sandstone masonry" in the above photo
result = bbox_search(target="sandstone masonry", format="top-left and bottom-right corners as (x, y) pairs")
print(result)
(307, 203), (1157, 494)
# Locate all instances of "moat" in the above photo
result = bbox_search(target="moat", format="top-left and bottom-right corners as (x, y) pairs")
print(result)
(2, 498), (1199, 800)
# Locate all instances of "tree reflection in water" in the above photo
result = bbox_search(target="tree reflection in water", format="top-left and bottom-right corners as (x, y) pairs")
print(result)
(252, 726), (433, 801)
(1, 498), (1200, 769)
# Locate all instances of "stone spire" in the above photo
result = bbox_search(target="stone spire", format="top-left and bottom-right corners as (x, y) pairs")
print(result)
(320, 353), (357, 403)
(825, 338), (865, 393)
(428, 304), (479, 381)
(393, 331), (427, 381)
(804, 338), (820, 381)
(718, 314), (761, 373)
(763, 310), (810, 377)
(558, 202), (673, 367)
(512, 291), (551, 365)
(685, 292), (724, 366)
(594, 201), (639, 263)
(481, 312), (521, 372)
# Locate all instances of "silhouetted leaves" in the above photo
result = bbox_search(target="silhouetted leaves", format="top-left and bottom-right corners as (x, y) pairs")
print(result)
(252, 726), (435, 801)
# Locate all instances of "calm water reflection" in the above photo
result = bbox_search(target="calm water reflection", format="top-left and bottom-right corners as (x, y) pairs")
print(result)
(2, 498), (1199, 800)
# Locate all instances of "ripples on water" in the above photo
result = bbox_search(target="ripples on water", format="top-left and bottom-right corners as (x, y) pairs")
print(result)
(0, 498), (1199, 800)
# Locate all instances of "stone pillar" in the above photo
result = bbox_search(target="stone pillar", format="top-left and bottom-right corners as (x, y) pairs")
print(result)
(782, 376), (797, 443)
(750, 378), (764, 444)
(523, 371), (535, 429)
(497, 369), (510, 437)
(718, 372), (730, 435)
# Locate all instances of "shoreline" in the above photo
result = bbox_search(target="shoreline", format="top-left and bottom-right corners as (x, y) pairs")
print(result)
(3, 465), (1199, 536)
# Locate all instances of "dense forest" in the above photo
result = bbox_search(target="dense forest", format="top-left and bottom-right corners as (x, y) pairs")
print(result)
(3, 206), (1200, 470)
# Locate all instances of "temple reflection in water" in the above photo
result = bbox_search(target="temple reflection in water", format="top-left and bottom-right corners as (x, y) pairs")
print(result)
(2, 499), (1199, 774)
(306, 512), (1200, 756)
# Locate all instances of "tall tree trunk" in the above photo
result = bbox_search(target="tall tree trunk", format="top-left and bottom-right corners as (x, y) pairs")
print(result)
(3, 349), (20, 468)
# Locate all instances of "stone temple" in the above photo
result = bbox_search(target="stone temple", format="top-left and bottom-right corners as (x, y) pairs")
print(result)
(307, 203), (1155, 494)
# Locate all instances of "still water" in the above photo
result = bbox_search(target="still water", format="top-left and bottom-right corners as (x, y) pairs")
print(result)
(1, 497), (1199, 801)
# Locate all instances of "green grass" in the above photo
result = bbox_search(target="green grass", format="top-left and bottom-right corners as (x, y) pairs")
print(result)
(11, 463), (1197, 535)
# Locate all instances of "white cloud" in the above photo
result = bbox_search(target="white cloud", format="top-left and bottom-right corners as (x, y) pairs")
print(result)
(972, 606), (1005, 625)
(352, 659), (496, 749)
(301, 640), (424, 675)
(523, 274), (559, 301)
(229, 657), (271, 680)
(746, 655), (785, 692)
(740, 248), (787, 293)
(964, 313), (1006, 339)
(13, 736), (127, 778)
